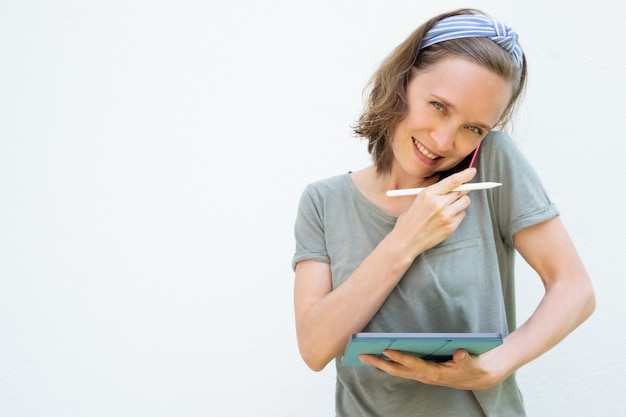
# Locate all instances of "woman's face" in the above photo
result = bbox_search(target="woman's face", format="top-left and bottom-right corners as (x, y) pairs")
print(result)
(390, 56), (513, 180)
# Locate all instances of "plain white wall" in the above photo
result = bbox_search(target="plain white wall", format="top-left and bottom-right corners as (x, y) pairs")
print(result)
(1, 0), (624, 416)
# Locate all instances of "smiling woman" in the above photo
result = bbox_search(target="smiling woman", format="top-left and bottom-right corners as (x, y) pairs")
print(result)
(354, 13), (525, 178)
(291, 7), (595, 417)
(389, 59), (511, 183)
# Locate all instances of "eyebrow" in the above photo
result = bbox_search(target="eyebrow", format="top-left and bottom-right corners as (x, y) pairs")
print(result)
(431, 94), (494, 132)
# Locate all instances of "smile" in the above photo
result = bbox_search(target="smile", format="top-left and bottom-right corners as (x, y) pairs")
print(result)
(412, 137), (440, 160)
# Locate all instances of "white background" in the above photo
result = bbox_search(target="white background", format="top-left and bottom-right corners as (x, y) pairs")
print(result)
(1, 0), (624, 416)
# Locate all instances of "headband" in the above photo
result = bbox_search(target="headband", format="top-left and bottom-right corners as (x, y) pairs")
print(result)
(420, 14), (524, 70)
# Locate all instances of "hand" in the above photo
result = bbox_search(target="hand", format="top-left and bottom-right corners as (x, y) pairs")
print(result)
(392, 168), (477, 254)
(359, 348), (501, 391)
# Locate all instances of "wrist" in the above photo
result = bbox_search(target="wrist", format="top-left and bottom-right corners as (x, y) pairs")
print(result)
(382, 229), (424, 271)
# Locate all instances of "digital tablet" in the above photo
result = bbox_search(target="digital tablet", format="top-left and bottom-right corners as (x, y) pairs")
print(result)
(341, 332), (503, 366)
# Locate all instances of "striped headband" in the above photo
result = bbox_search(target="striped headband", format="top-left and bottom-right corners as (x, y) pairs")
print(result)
(420, 14), (524, 70)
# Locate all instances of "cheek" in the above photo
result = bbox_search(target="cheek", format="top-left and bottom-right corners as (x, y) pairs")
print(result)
(390, 118), (410, 146)
(406, 103), (431, 128)
(456, 135), (483, 156)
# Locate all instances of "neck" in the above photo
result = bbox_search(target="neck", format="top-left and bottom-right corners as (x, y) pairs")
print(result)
(380, 166), (440, 192)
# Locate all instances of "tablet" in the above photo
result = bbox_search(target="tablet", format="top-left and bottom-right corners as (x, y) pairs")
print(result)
(341, 332), (503, 366)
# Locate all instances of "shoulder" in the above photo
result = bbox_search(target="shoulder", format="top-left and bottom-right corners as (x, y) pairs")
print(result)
(480, 130), (519, 154)
(296, 173), (352, 216)
(301, 173), (351, 199)
(477, 131), (530, 174)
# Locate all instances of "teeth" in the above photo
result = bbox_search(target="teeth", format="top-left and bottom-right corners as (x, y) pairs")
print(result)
(413, 138), (438, 160)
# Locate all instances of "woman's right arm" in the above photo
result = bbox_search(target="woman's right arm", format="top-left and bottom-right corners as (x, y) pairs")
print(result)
(294, 238), (415, 371)
(294, 168), (477, 371)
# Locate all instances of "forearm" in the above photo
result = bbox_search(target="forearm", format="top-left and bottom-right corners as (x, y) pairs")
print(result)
(486, 275), (595, 380)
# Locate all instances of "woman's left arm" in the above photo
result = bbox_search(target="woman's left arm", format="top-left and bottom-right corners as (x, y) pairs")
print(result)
(484, 216), (596, 378)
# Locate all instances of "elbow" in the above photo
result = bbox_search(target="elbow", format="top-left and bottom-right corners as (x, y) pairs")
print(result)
(305, 359), (328, 373)
(298, 342), (334, 372)
(583, 280), (596, 319)
(300, 349), (333, 372)
(569, 272), (596, 323)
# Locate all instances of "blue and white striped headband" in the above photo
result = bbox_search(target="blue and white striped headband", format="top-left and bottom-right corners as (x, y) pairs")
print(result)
(420, 14), (524, 70)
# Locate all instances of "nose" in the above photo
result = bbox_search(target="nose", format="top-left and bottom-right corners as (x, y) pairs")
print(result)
(430, 122), (456, 152)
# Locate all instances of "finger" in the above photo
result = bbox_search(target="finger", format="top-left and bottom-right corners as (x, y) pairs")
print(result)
(359, 353), (397, 366)
(449, 193), (472, 212)
(359, 354), (405, 374)
(430, 168), (477, 195)
(441, 191), (471, 206)
(382, 350), (428, 369)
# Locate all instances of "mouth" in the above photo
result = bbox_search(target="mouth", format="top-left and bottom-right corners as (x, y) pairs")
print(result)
(412, 137), (441, 161)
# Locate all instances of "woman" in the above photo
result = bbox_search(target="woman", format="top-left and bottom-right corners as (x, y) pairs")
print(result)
(292, 8), (595, 416)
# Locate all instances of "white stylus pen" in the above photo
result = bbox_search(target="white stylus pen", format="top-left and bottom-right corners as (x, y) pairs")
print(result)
(386, 182), (502, 197)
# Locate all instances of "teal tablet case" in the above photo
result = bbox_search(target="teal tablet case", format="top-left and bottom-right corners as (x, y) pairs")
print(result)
(341, 332), (503, 366)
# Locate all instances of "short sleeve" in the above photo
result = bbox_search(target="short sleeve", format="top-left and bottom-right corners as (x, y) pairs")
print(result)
(479, 132), (559, 246)
(292, 185), (330, 271)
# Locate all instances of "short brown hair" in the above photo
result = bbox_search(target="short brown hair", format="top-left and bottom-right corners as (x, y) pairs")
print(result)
(353, 8), (527, 174)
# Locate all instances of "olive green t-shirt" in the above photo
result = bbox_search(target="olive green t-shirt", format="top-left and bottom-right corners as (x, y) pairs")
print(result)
(292, 132), (558, 417)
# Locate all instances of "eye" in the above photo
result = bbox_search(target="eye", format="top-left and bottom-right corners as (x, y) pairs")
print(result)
(431, 101), (444, 112)
(465, 125), (483, 135)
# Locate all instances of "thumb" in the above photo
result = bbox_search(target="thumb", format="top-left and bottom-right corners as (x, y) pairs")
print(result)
(453, 349), (468, 362)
